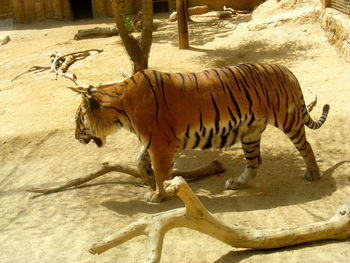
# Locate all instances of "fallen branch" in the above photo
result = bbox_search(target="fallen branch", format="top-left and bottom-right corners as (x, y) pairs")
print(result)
(26, 161), (224, 194)
(11, 49), (103, 81)
(74, 26), (119, 40)
(89, 176), (350, 263)
(169, 5), (209, 22)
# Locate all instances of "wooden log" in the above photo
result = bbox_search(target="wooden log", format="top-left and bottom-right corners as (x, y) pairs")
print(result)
(169, 5), (209, 21)
(89, 177), (350, 263)
(176, 0), (189, 49)
(74, 26), (119, 40)
(216, 10), (233, 19)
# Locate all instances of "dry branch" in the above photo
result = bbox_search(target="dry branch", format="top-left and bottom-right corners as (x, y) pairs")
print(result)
(89, 176), (350, 263)
(11, 49), (103, 81)
(26, 161), (224, 194)
(74, 26), (119, 40)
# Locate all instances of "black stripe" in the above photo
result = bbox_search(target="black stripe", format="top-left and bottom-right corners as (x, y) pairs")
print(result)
(230, 129), (238, 145)
(246, 155), (259, 161)
(91, 90), (121, 98)
(224, 66), (242, 92)
(273, 110), (279, 127)
(227, 106), (237, 125)
(239, 64), (262, 105)
(152, 70), (159, 88)
(283, 111), (297, 134)
(199, 111), (203, 131)
(227, 86), (242, 120)
(257, 63), (273, 104)
(146, 134), (152, 150)
(141, 70), (159, 123)
(182, 137), (188, 149)
(247, 114), (255, 127)
(130, 76), (136, 84)
(192, 132), (201, 149)
(202, 126), (206, 137)
(192, 73), (199, 91)
(293, 132), (305, 146)
(288, 128), (301, 141)
(228, 121), (233, 131)
(249, 64), (267, 99)
(211, 93), (220, 134)
(102, 106), (133, 131)
(203, 128), (214, 149)
(242, 139), (260, 146)
(159, 73), (168, 109)
(219, 127), (228, 148)
(212, 69), (226, 93)
(234, 66), (253, 114)
(177, 73), (185, 90)
(185, 125), (190, 138)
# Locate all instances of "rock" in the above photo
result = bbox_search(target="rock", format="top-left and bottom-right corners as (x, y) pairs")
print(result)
(0, 35), (10, 45)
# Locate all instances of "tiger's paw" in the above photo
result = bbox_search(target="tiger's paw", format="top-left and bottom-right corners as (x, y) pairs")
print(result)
(143, 191), (167, 203)
(304, 169), (321, 181)
(224, 178), (247, 190)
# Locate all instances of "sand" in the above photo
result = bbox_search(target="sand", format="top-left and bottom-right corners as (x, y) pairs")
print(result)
(0, 1), (349, 262)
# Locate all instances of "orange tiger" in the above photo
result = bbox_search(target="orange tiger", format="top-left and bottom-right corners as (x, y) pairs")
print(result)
(69, 63), (329, 202)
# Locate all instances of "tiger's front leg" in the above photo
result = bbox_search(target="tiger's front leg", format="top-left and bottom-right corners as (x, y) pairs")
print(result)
(137, 146), (156, 190)
(143, 150), (174, 203)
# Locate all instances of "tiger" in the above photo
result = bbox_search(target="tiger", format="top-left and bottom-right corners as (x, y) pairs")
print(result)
(69, 63), (329, 203)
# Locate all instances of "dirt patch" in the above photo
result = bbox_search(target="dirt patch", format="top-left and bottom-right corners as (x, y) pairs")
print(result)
(0, 1), (349, 262)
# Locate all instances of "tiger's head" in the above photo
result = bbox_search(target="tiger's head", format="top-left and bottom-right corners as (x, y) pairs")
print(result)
(70, 86), (115, 148)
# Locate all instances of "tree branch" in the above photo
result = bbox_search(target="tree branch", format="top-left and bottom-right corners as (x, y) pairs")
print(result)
(26, 161), (224, 194)
(89, 177), (350, 263)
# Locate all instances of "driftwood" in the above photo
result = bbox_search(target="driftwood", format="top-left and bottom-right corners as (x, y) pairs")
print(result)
(26, 161), (224, 194)
(74, 26), (119, 40)
(11, 49), (103, 81)
(89, 176), (350, 263)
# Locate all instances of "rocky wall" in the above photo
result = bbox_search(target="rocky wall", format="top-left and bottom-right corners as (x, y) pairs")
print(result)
(321, 7), (350, 62)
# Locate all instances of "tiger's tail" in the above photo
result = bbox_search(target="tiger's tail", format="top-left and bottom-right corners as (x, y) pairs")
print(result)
(302, 104), (330, 129)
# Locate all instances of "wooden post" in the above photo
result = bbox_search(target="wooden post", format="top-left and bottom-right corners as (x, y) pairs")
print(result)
(176, 0), (189, 49)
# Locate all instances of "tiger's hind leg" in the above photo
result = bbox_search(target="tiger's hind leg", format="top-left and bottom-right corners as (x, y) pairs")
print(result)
(225, 121), (267, 190)
(286, 125), (321, 180)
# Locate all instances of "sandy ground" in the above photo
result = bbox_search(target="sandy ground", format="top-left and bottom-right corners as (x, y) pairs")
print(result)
(1, 2), (350, 263)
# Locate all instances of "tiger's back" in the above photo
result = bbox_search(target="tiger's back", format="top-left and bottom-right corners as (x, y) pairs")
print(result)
(125, 63), (323, 152)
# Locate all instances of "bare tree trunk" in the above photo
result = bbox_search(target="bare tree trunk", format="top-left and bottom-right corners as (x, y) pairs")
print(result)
(113, 0), (153, 74)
